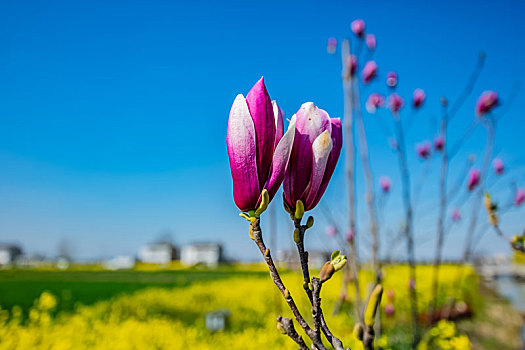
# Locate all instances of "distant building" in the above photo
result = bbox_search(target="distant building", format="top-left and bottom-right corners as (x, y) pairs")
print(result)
(139, 243), (178, 264)
(0, 244), (23, 265)
(277, 250), (331, 270)
(181, 243), (222, 268)
(15, 253), (46, 268)
(104, 255), (136, 270)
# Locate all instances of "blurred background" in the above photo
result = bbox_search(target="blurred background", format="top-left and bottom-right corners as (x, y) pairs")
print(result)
(0, 0), (524, 349)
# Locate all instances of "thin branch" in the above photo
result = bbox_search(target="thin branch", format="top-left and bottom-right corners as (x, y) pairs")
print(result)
(277, 316), (309, 350)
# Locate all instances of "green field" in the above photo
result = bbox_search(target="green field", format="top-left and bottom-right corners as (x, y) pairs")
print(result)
(0, 268), (267, 316)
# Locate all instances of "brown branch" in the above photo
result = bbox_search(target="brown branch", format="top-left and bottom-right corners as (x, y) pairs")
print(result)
(277, 316), (309, 350)
(363, 325), (375, 350)
(292, 218), (345, 350)
(250, 218), (327, 350)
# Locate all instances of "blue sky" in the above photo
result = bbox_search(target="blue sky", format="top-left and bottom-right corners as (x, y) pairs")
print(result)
(0, 0), (524, 261)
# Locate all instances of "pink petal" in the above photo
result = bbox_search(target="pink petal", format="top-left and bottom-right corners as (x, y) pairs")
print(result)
(226, 94), (261, 212)
(272, 100), (284, 149)
(284, 103), (332, 206)
(310, 118), (343, 209)
(303, 130), (333, 210)
(245, 77), (276, 189)
(263, 117), (296, 202)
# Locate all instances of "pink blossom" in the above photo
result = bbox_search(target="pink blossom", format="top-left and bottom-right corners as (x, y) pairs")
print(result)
(409, 277), (415, 290)
(475, 91), (499, 116)
(347, 55), (357, 77)
(413, 89), (426, 108)
(492, 158), (504, 175)
(467, 169), (480, 191)
(434, 136), (445, 152)
(379, 176), (391, 193)
(385, 303), (395, 317)
(351, 19), (365, 37)
(362, 61), (378, 84)
(416, 141), (432, 159)
(451, 209), (461, 222)
(327, 37), (337, 54)
(388, 93), (404, 113)
(515, 189), (525, 206)
(365, 34), (376, 50)
(386, 72), (397, 88)
(325, 225), (336, 238)
(386, 289), (395, 300)
(346, 229), (355, 243)
(366, 93), (384, 113)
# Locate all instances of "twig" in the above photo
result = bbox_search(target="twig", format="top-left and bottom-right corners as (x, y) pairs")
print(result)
(250, 218), (327, 350)
(277, 316), (309, 350)
(392, 111), (420, 346)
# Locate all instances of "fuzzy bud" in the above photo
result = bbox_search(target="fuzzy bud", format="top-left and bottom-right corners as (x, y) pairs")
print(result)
(364, 284), (383, 326)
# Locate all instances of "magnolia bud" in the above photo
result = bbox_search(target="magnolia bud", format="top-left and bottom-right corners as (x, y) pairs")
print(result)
(364, 284), (383, 326)
(295, 200), (305, 220)
(255, 189), (269, 216)
(319, 261), (335, 283)
(306, 216), (314, 228)
(293, 228), (300, 243)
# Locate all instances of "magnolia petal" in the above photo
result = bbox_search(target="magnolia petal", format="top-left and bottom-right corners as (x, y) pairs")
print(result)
(226, 94), (261, 211)
(284, 103), (332, 206)
(245, 77), (276, 188)
(303, 130), (333, 210)
(272, 100), (284, 149)
(311, 118), (343, 209)
(263, 117), (296, 202)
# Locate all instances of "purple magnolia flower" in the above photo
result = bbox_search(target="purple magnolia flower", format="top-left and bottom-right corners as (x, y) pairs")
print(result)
(434, 136), (445, 152)
(451, 209), (461, 222)
(227, 78), (295, 212)
(366, 34), (376, 50)
(346, 228), (355, 243)
(413, 88), (426, 108)
(467, 169), (480, 191)
(379, 176), (391, 193)
(283, 103), (343, 211)
(388, 93), (404, 113)
(492, 158), (504, 175)
(327, 37), (337, 54)
(366, 93), (384, 113)
(416, 141), (432, 159)
(515, 189), (525, 206)
(385, 303), (395, 317)
(347, 54), (357, 77)
(325, 225), (336, 238)
(386, 71), (398, 88)
(362, 61), (378, 84)
(351, 19), (365, 37)
(475, 91), (498, 116)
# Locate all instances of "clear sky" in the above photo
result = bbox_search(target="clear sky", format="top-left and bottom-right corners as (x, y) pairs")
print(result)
(0, 0), (524, 261)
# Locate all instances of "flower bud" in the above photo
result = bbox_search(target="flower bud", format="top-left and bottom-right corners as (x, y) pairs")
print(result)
(351, 19), (365, 37)
(327, 37), (337, 54)
(365, 34), (376, 50)
(306, 216), (314, 228)
(294, 200), (304, 220)
(365, 284), (383, 326)
(386, 72), (397, 88)
(319, 261), (335, 283)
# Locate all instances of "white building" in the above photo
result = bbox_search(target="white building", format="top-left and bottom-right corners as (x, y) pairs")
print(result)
(104, 255), (136, 270)
(138, 243), (177, 264)
(0, 245), (23, 265)
(181, 243), (222, 268)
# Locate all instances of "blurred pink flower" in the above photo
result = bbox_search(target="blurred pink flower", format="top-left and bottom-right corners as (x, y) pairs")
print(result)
(325, 225), (336, 238)
(475, 91), (499, 116)
(409, 277), (416, 290)
(386, 289), (395, 301)
(388, 93), (404, 113)
(366, 93), (384, 113)
(362, 61), (378, 84)
(516, 189), (525, 206)
(365, 34), (376, 50)
(327, 37), (337, 54)
(347, 55), (357, 77)
(451, 209), (461, 222)
(434, 136), (445, 152)
(379, 176), (391, 193)
(413, 89), (426, 108)
(346, 229), (355, 243)
(386, 72), (397, 87)
(416, 141), (432, 159)
(351, 19), (365, 37)
(385, 303), (395, 317)
(467, 169), (480, 191)
(492, 158), (504, 175)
